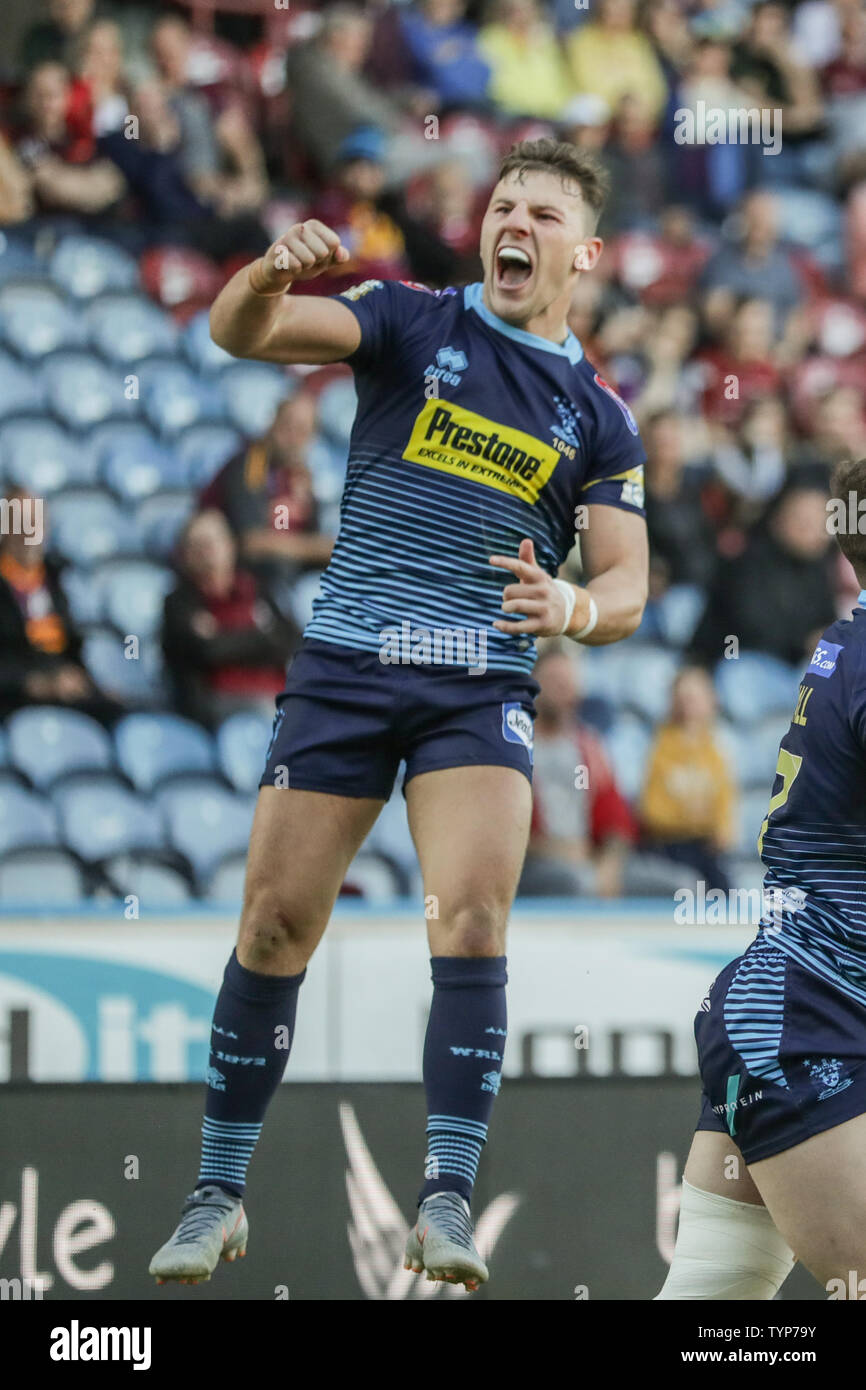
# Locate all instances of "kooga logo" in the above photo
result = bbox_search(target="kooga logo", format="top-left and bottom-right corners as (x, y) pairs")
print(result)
(49, 1321), (151, 1370)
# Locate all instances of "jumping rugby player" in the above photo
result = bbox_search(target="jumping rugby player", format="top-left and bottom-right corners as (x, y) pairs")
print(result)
(150, 139), (649, 1292)
(659, 460), (866, 1300)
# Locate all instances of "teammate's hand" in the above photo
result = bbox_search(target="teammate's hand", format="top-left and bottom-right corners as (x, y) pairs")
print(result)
(489, 538), (590, 636)
(250, 221), (350, 293)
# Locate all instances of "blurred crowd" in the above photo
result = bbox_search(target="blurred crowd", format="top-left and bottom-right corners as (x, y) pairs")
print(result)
(1, 0), (866, 901)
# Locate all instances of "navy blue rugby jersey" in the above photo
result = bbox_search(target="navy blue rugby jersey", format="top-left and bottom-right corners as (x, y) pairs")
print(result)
(757, 592), (866, 1004)
(304, 278), (647, 675)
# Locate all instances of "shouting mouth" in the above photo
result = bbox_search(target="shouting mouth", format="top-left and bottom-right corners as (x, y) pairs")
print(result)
(495, 243), (534, 292)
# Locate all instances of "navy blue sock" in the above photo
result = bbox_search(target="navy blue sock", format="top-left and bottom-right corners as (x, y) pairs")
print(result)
(418, 955), (507, 1207)
(196, 949), (305, 1198)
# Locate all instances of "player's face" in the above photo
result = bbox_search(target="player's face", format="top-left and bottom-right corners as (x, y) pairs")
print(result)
(480, 171), (597, 332)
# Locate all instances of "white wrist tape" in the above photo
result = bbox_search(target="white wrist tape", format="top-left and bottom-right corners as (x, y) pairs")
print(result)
(654, 1179), (795, 1301)
(552, 578), (576, 635)
(553, 580), (598, 640)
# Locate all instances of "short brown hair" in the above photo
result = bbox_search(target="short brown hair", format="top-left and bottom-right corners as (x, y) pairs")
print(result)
(497, 138), (610, 230)
(830, 457), (866, 577)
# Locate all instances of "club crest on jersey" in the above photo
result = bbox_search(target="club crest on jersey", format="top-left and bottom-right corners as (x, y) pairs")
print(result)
(339, 279), (383, 301)
(809, 641), (842, 677)
(593, 372), (639, 436)
(550, 394), (581, 458)
(502, 702), (534, 760)
(424, 345), (468, 387)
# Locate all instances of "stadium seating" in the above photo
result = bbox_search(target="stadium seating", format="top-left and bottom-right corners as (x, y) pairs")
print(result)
(49, 489), (140, 565)
(0, 417), (97, 493)
(85, 292), (179, 364)
(714, 653), (802, 725)
(0, 280), (84, 359)
(43, 350), (137, 431)
(174, 421), (243, 487)
(0, 785), (59, 854)
(99, 433), (186, 502)
(0, 847), (86, 903)
(138, 358), (225, 436)
(81, 628), (169, 708)
(155, 779), (256, 889)
(115, 713), (217, 793)
(94, 558), (175, 639)
(102, 852), (194, 906)
(216, 710), (273, 794)
(219, 360), (292, 436)
(182, 309), (235, 374)
(52, 774), (167, 863)
(0, 350), (47, 417)
(7, 707), (114, 789)
(49, 235), (140, 299)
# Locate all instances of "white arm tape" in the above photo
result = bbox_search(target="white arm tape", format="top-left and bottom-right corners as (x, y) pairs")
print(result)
(553, 580), (598, 641)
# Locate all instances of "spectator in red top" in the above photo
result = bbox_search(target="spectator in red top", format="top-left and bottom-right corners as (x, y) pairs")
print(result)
(14, 61), (125, 215)
(699, 297), (783, 427)
(518, 643), (636, 898)
(199, 391), (334, 599)
(162, 510), (300, 729)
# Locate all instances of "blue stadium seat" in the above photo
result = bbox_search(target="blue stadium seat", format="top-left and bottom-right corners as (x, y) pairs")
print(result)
(651, 584), (706, 649)
(138, 359), (224, 436)
(49, 235), (140, 299)
(740, 716), (786, 790)
(135, 490), (194, 558)
(714, 653), (801, 725)
(603, 713), (652, 802)
(81, 627), (169, 706)
(0, 417), (97, 493)
(99, 434), (185, 502)
(174, 422), (242, 487)
(115, 712), (216, 792)
(59, 568), (104, 626)
(216, 710), (273, 793)
(316, 378), (357, 447)
(343, 851), (402, 901)
(0, 847), (85, 903)
(219, 361), (290, 436)
(205, 850), (247, 904)
(85, 292), (179, 363)
(0, 351), (47, 417)
(182, 309), (234, 373)
(0, 786), (59, 853)
(52, 775), (166, 861)
(42, 350), (138, 430)
(7, 706), (114, 789)
(48, 488), (135, 565)
(619, 646), (680, 723)
(0, 725), (8, 768)
(0, 233), (43, 282)
(102, 852), (193, 905)
(91, 558), (175, 638)
(0, 280), (84, 359)
(308, 437), (348, 505)
(156, 779), (255, 887)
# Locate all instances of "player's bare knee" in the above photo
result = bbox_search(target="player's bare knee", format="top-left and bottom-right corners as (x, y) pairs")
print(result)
(238, 888), (316, 969)
(437, 901), (506, 956)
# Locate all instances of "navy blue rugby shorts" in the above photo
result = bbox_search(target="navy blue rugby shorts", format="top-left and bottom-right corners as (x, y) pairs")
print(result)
(695, 937), (866, 1163)
(259, 638), (539, 799)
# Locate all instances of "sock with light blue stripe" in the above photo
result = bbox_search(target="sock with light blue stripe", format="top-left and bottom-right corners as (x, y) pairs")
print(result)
(418, 955), (507, 1206)
(195, 948), (305, 1198)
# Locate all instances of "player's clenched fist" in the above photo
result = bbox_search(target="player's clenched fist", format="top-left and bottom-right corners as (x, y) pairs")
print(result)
(248, 221), (350, 296)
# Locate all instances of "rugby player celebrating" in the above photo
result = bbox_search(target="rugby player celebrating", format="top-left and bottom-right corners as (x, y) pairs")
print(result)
(150, 139), (649, 1292)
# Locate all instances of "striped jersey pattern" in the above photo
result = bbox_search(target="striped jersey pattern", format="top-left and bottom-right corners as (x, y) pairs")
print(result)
(723, 944), (789, 1088)
(304, 280), (646, 676)
(755, 595), (866, 1008)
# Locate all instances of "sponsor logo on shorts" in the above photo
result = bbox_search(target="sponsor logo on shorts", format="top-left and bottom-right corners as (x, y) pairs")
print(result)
(809, 641), (842, 677)
(403, 400), (560, 504)
(502, 702), (534, 759)
(804, 1056), (853, 1101)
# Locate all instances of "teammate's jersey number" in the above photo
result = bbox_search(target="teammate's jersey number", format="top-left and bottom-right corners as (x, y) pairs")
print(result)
(757, 747), (803, 854)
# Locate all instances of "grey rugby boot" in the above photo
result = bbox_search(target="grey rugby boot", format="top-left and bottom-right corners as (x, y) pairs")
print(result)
(149, 1186), (248, 1285)
(404, 1192), (489, 1292)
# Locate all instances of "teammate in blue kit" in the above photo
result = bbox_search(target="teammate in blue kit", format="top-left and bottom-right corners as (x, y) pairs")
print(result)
(149, 139), (649, 1292)
(659, 456), (866, 1300)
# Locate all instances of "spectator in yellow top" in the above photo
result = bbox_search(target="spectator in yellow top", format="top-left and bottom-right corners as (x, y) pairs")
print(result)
(478, 0), (574, 121)
(565, 0), (668, 125)
(640, 664), (736, 892)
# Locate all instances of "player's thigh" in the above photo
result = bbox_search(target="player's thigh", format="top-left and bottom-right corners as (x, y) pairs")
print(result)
(748, 1113), (866, 1288)
(405, 764), (532, 954)
(684, 1129), (766, 1205)
(239, 785), (384, 970)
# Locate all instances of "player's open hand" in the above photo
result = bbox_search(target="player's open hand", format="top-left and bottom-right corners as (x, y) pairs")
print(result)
(489, 538), (586, 637)
(253, 221), (350, 292)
